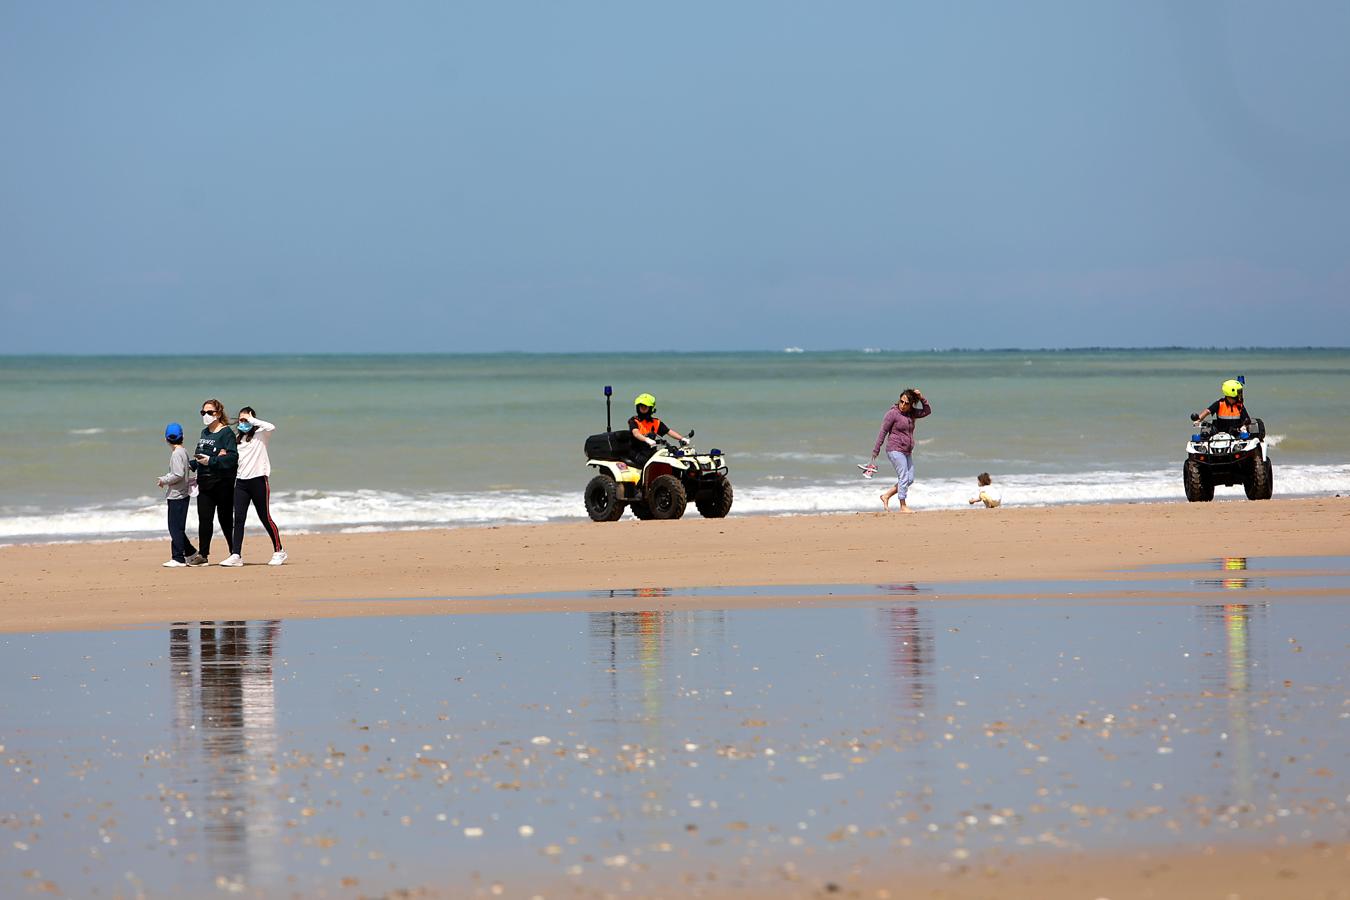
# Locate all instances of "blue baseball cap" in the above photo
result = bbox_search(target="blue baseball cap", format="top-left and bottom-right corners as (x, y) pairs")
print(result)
(165, 422), (183, 440)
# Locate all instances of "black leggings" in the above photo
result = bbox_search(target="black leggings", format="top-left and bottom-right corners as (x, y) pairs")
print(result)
(233, 475), (283, 555)
(197, 476), (237, 558)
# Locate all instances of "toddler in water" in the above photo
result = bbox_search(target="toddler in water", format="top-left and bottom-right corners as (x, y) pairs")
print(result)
(968, 472), (1002, 508)
(156, 423), (198, 567)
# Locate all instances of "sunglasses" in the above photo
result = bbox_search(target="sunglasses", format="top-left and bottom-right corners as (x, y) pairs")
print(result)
(200, 409), (217, 417)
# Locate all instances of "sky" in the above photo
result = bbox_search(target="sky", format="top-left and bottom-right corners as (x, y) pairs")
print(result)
(2, 1), (1349, 353)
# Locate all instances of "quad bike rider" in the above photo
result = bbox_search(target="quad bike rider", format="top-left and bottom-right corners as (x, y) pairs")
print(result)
(1183, 377), (1272, 501)
(583, 388), (733, 521)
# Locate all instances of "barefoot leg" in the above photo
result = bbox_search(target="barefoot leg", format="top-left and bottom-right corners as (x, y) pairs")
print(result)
(879, 486), (896, 511)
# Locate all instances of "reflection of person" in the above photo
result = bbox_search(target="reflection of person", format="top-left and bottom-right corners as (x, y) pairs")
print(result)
(157, 423), (198, 566)
(1191, 379), (1251, 434)
(628, 393), (686, 462)
(170, 621), (282, 881)
(186, 399), (239, 566)
(968, 472), (1001, 508)
(869, 388), (932, 513)
(231, 407), (286, 566)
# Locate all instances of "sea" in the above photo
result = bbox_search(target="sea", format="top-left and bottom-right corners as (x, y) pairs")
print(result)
(2, 349), (1347, 545)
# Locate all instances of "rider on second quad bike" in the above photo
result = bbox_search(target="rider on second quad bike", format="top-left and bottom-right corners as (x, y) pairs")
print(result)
(1191, 378), (1252, 435)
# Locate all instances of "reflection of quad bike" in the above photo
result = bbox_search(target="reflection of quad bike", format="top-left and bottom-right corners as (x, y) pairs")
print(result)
(582, 387), (733, 522)
(1183, 418), (1272, 502)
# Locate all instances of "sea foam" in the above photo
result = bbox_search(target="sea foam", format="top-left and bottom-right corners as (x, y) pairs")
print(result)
(1, 464), (1346, 544)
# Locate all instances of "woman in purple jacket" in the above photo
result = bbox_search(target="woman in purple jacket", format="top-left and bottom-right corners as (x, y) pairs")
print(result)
(870, 388), (932, 513)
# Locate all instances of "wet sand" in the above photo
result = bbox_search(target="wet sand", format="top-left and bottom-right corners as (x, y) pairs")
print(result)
(1, 497), (1347, 633)
(5, 601), (1349, 899)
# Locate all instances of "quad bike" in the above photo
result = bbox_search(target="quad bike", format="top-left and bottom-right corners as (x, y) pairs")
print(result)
(1183, 417), (1272, 502)
(582, 386), (733, 522)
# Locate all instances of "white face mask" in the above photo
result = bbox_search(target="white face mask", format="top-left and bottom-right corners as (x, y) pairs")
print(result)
(203, 414), (216, 426)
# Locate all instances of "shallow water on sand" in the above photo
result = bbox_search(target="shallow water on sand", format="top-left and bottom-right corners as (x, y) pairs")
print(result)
(2, 567), (1348, 897)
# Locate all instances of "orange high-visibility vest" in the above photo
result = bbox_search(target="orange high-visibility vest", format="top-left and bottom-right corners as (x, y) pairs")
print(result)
(633, 417), (663, 437)
(1217, 399), (1243, 421)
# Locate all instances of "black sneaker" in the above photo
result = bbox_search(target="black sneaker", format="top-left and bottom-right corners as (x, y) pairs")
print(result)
(185, 553), (207, 566)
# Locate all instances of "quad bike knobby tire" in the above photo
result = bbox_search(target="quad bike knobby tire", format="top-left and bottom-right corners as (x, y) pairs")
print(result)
(694, 477), (734, 518)
(1244, 457), (1273, 500)
(629, 501), (655, 520)
(585, 474), (625, 521)
(1183, 459), (1214, 502)
(646, 474), (687, 520)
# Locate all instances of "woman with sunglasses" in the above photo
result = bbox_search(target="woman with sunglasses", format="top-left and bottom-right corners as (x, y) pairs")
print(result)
(184, 399), (239, 566)
(869, 387), (933, 513)
(230, 406), (286, 566)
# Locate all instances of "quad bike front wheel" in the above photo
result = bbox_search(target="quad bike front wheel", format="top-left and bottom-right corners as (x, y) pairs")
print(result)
(1244, 457), (1273, 500)
(694, 477), (734, 518)
(647, 474), (687, 520)
(584, 474), (625, 522)
(629, 501), (654, 520)
(1183, 459), (1214, 502)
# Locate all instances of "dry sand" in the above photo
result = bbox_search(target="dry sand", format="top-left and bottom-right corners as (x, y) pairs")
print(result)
(2, 497), (1346, 633)
(485, 841), (1350, 899)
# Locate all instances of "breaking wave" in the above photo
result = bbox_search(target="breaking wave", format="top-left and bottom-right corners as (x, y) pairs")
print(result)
(1, 464), (1346, 544)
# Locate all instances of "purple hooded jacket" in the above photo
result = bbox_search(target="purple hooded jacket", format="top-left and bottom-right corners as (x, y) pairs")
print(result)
(872, 399), (933, 456)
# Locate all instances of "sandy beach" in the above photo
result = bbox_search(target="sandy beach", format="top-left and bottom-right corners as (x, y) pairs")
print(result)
(5, 497), (1349, 899)
(2, 497), (1346, 633)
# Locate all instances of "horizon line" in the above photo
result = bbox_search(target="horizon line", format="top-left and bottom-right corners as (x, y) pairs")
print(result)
(1, 345), (1348, 359)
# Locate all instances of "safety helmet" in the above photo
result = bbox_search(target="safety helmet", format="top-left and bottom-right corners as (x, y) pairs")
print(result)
(1221, 379), (1243, 399)
(634, 392), (656, 412)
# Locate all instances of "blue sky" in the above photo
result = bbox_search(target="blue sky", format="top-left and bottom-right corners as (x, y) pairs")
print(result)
(3, 1), (1348, 353)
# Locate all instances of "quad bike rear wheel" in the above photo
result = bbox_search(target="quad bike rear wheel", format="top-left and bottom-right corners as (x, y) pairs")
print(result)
(694, 477), (734, 518)
(1183, 459), (1214, 502)
(1244, 457), (1273, 500)
(629, 501), (654, 520)
(585, 474), (625, 521)
(647, 474), (687, 520)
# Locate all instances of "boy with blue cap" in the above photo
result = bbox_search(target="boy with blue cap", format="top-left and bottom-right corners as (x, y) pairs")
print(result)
(156, 423), (198, 567)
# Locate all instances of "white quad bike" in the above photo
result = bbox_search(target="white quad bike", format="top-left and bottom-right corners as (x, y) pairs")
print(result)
(582, 388), (733, 522)
(1183, 417), (1272, 502)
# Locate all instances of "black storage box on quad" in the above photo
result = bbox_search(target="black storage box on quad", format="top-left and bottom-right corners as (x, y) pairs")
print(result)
(584, 431), (635, 462)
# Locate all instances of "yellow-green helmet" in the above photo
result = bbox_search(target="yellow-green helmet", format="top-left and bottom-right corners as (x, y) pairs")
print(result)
(1221, 379), (1243, 399)
(634, 392), (656, 412)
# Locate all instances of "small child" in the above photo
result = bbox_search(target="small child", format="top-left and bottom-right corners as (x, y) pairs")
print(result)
(968, 472), (1002, 508)
(156, 423), (198, 567)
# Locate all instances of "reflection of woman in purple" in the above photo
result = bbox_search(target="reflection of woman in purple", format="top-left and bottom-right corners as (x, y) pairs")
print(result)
(869, 388), (932, 513)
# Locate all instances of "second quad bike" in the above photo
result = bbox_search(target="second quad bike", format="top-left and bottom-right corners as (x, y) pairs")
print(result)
(582, 387), (733, 522)
(1183, 418), (1272, 502)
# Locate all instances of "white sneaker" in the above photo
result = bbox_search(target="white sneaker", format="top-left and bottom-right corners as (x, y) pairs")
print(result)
(268, 550), (288, 566)
(219, 554), (244, 567)
(163, 559), (188, 568)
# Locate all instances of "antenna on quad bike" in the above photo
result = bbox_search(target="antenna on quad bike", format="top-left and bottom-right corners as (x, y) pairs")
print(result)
(604, 385), (613, 434)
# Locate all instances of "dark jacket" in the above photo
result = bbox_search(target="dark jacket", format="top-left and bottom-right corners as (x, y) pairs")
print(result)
(191, 426), (239, 484)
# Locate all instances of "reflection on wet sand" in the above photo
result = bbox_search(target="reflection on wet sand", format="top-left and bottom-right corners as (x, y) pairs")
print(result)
(1195, 556), (1260, 590)
(1197, 593), (1266, 810)
(169, 621), (281, 890)
(880, 605), (933, 715)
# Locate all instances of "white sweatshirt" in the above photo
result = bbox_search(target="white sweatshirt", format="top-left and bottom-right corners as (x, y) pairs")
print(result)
(235, 418), (275, 479)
